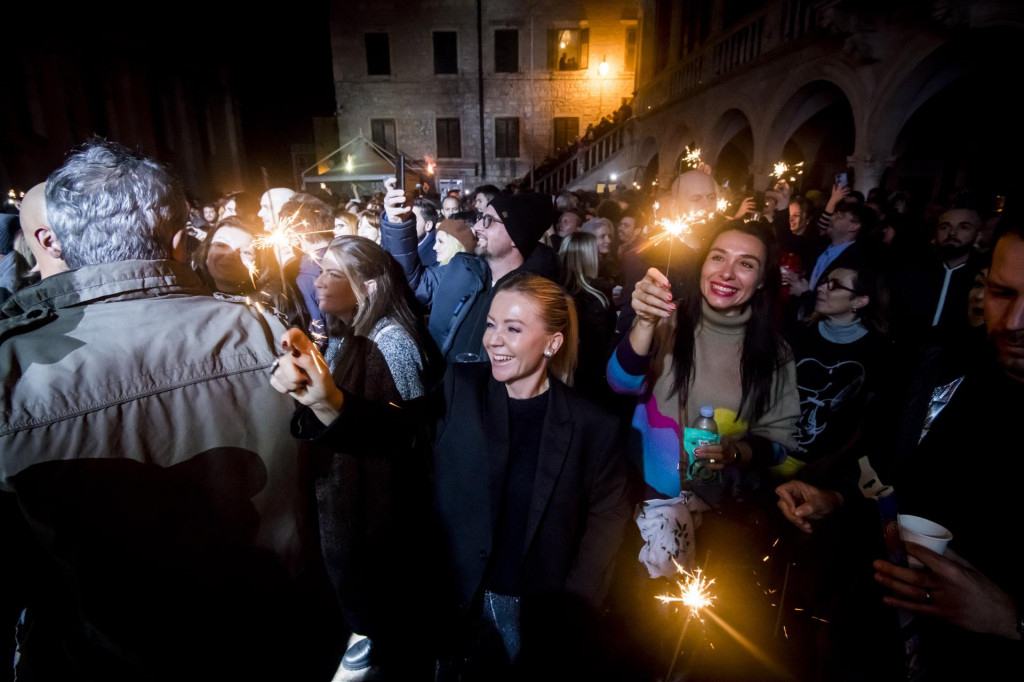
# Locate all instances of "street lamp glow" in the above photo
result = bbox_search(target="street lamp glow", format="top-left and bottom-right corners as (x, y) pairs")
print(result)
(598, 60), (609, 76)
(610, 173), (618, 182)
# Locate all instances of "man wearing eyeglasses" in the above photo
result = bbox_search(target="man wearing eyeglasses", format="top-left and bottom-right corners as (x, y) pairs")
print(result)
(380, 178), (555, 361)
(782, 202), (875, 323)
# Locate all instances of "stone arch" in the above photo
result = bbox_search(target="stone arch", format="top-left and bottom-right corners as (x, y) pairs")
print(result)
(881, 26), (1024, 199)
(708, 108), (754, 189)
(627, 134), (660, 189)
(764, 79), (856, 191)
(662, 117), (699, 182)
(862, 33), (969, 163)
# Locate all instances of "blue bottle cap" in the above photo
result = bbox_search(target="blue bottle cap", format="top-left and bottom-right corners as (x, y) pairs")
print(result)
(699, 405), (714, 418)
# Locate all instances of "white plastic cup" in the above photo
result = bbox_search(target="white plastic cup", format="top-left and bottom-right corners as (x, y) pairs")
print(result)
(897, 514), (952, 568)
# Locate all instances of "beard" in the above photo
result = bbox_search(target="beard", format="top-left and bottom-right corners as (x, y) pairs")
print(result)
(938, 240), (971, 261)
(989, 327), (1024, 382)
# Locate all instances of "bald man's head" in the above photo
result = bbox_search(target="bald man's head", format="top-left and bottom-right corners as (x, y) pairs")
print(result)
(258, 188), (297, 230)
(671, 170), (718, 215)
(22, 183), (66, 279)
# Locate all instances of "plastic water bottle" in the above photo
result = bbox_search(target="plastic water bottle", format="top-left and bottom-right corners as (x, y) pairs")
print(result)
(683, 405), (721, 487)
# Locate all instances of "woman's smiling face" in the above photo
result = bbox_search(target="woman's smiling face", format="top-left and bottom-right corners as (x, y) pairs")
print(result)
(484, 290), (559, 398)
(699, 229), (766, 316)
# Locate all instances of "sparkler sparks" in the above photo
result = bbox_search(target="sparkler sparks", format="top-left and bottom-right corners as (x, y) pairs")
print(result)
(657, 558), (716, 617)
(770, 161), (804, 183)
(245, 260), (260, 288)
(681, 146), (702, 170)
(252, 210), (335, 265)
(309, 319), (327, 344)
(652, 209), (710, 246)
(716, 198), (730, 214)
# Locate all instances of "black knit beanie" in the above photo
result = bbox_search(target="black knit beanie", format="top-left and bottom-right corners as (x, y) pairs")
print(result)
(488, 193), (553, 259)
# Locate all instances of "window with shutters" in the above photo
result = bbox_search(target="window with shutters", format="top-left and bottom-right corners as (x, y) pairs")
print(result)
(436, 118), (462, 158)
(370, 119), (396, 153)
(495, 118), (519, 158)
(624, 27), (637, 71)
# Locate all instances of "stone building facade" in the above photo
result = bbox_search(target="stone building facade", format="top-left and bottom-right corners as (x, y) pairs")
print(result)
(330, 0), (640, 192)
(558, 0), (1024, 201)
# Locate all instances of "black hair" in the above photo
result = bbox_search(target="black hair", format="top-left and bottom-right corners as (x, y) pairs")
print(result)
(474, 184), (500, 202)
(835, 201), (876, 239)
(671, 219), (787, 423)
(413, 197), (440, 227)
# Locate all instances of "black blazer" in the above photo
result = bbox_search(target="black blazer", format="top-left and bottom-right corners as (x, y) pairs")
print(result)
(295, 363), (630, 620)
(430, 363), (630, 614)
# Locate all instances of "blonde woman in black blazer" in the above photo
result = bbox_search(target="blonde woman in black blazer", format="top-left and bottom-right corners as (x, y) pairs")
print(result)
(271, 272), (630, 680)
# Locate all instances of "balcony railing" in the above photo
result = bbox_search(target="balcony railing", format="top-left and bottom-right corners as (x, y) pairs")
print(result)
(532, 122), (627, 195)
(635, 0), (841, 114)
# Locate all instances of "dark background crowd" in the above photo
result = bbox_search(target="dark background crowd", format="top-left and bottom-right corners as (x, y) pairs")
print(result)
(1, 137), (1022, 681)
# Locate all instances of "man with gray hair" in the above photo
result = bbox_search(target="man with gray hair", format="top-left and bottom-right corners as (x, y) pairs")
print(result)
(0, 140), (340, 680)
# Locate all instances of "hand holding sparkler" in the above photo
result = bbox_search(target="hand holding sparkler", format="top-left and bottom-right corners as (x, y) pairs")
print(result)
(632, 267), (675, 325)
(628, 267), (675, 358)
(382, 177), (411, 223)
(269, 328), (344, 425)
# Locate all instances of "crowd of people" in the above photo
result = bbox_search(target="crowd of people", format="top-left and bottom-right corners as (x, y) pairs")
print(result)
(1, 139), (1022, 681)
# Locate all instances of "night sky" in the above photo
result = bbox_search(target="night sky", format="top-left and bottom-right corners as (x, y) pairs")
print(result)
(6, 2), (336, 191)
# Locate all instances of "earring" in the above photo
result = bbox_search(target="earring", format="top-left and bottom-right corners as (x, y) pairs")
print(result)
(544, 349), (553, 357)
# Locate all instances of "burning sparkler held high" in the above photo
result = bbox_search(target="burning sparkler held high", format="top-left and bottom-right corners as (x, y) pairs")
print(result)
(770, 161), (804, 183)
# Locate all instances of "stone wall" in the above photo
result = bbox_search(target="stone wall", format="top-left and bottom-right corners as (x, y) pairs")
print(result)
(331, 0), (638, 189)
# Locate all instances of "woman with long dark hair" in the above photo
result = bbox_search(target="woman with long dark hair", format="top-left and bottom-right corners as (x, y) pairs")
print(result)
(609, 218), (800, 507)
(605, 218), (800, 678)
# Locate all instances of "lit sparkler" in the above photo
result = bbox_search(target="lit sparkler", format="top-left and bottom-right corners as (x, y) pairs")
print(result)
(245, 260), (260, 289)
(645, 209), (711, 281)
(252, 209), (334, 293)
(716, 198), (730, 214)
(681, 146), (702, 170)
(657, 557), (716, 680)
(770, 161), (804, 183)
(252, 209), (334, 265)
(657, 559), (716, 617)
